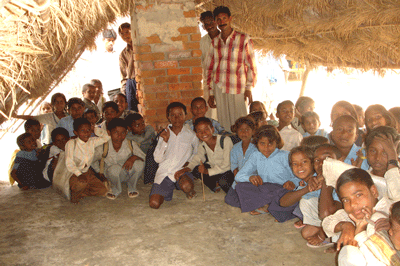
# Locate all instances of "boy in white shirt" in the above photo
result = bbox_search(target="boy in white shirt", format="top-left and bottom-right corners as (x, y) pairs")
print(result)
(92, 118), (145, 199)
(149, 102), (199, 209)
(276, 100), (303, 151)
(65, 118), (110, 204)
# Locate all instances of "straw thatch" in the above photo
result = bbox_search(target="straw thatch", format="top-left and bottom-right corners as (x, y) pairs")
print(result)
(196, 0), (400, 70)
(0, 0), (132, 126)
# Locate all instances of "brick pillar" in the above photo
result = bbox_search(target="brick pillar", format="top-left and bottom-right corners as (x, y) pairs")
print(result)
(131, 0), (202, 128)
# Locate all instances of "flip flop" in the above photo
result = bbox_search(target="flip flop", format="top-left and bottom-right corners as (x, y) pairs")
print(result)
(250, 208), (269, 215)
(306, 239), (334, 249)
(128, 191), (139, 198)
(106, 193), (116, 200)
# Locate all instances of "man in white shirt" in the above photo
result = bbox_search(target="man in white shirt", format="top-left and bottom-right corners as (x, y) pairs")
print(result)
(149, 102), (199, 209)
(92, 118), (145, 199)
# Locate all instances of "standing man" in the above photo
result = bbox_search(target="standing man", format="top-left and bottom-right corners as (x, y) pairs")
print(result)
(206, 6), (257, 130)
(199, 11), (220, 119)
(118, 23), (139, 112)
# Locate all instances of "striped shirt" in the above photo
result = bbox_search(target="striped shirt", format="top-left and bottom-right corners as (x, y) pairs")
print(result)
(206, 30), (257, 95)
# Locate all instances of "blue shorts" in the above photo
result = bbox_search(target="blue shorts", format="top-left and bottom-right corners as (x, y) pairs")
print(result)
(150, 173), (194, 201)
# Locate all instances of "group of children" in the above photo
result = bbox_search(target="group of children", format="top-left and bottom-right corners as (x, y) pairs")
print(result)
(11, 87), (400, 264)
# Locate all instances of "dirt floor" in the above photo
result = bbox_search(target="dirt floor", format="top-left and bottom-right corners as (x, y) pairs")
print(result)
(0, 180), (336, 266)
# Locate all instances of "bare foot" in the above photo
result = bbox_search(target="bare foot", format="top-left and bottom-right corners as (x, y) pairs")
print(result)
(250, 204), (269, 215)
(307, 232), (326, 246)
(294, 219), (304, 229)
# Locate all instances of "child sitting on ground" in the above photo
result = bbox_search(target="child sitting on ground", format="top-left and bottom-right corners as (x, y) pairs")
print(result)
(301, 111), (328, 138)
(276, 100), (303, 151)
(84, 109), (99, 136)
(149, 102), (199, 209)
(330, 115), (369, 170)
(225, 116), (258, 208)
(42, 128), (70, 183)
(11, 133), (51, 189)
(185, 97), (227, 134)
(92, 118), (145, 199)
(96, 101), (119, 136)
(125, 113), (155, 154)
(292, 96), (315, 134)
(365, 104), (398, 134)
(234, 126), (300, 222)
(113, 93), (137, 119)
(177, 117), (234, 194)
(82, 83), (100, 116)
(57, 97), (85, 137)
(24, 119), (42, 149)
(65, 118), (110, 204)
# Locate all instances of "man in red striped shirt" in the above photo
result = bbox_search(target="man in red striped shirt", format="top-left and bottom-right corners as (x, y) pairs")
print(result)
(206, 6), (257, 130)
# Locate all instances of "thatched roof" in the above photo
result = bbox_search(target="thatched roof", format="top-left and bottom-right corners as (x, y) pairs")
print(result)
(0, 0), (131, 126)
(196, 0), (400, 70)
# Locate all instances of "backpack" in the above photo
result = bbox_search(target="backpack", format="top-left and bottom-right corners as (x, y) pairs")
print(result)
(143, 131), (163, 184)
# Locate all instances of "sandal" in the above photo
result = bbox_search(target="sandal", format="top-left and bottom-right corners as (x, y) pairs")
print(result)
(306, 237), (334, 249)
(106, 193), (116, 200)
(128, 191), (139, 198)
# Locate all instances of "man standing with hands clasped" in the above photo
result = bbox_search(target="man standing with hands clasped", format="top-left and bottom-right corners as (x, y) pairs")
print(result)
(206, 6), (257, 131)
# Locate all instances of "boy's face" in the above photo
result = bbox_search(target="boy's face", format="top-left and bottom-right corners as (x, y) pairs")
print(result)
(168, 107), (186, 128)
(84, 112), (98, 125)
(367, 138), (389, 175)
(22, 136), (37, 151)
(41, 103), (52, 114)
(191, 100), (208, 119)
(130, 118), (146, 135)
(53, 134), (68, 151)
(108, 126), (127, 146)
(251, 102), (264, 113)
(237, 123), (253, 142)
(389, 218), (400, 250)
(303, 116), (320, 135)
(103, 107), (118, 123)
(366, 111), (387, 130)
(195, 122), (214, 143)
(314, 146), (338, 176)
(114, 95), (128, 112)
(331, 120), (357, 149)
(69, 103), (84, 120)
(74, 124), (91, 143)
(291, 151), (313, 180)
(120, 28), (132, 44)
(27, 125), (41, 140)
(83, 87), (96, 101)
(276, 103), (294, 125)
(53, 96), (66, 113)
(339, 181), (378, 220)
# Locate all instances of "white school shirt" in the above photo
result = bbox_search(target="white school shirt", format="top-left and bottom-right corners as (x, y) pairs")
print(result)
(43, 145), (63, 181)
(187, 135), (233, 176)
(65, 127), (110, 176)
(279, 124), (303, 151)
(92, 139), (145, 171)
(153, 125), (198, 184)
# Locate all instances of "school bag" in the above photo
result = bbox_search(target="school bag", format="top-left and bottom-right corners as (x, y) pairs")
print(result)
(143, 130), (163, 184)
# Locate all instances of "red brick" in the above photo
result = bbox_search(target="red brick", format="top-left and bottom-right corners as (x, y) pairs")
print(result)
(181, 90), (203, 98)
(171, 35), (188, 42)
(169, 83), (193, 91)
(136, 4), (153, 11)
(146, 34), (162, 44)
(146, 99), (169, 108)
(183, 10), (196, 18)
(169, 51), (191, 59)
(183, 42), (200, 50)
(137, 53), (165, 61)
(156, 76), (178, 84)
(137, 45), (152, 53)
(193, 82), (202, 90)
(178, 26), (198, 34)
(141, 69), (166, 78)
(180, 74), (202, 82)
(143, 108), (156, 117)
(192, 50), (202, 57)
(192, 67), (202, 74)
(155, 107), (167, 116)
(190, 34), (201, 41)
(157, 91), (180, 100)
(142, 78), (155, 86)
(179, 58), (201, 67)
(140, 62), (154, 70)
(167, 68), (190, 75)
(145, 84), (169, 93)
(154, 60), (178, 69)
(144, 92), (157, 101)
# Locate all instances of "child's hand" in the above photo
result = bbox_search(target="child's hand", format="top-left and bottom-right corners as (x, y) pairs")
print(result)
(376, 134), (399, 163)
(160, 127), (170, 143)
(349, 207), (372, 235)
(198, 161), (208, 175)
(337, 222), (357, 251)
(375, 218), (390, 232)
(350, 149), (364, 168)
(249, 175), (263, 187)
(307, 177), (322, 192)
(283, 181), (295, 190)
(123, 155), (143, 170)
(233, 168), (239, 177)
(174, 167), (190, 181)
